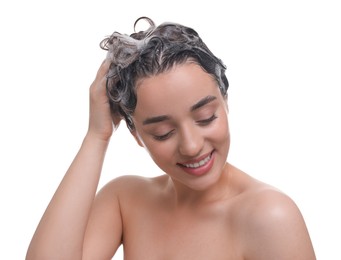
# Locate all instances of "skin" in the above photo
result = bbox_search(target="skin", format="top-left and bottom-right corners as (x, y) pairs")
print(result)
(26, 61), (316, 260)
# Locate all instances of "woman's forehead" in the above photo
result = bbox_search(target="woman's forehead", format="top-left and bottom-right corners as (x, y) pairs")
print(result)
(136, 62), (216, 91)
(134, 63), (222, 114)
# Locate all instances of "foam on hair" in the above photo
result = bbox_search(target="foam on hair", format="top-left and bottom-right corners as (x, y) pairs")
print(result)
(100, 17), (229, 131)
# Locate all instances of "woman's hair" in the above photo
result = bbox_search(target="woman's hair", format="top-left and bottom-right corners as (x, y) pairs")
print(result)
(100, 17), (229, 131)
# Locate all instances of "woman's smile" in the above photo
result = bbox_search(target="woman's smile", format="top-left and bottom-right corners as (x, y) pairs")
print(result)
(177, 150), (215, 176)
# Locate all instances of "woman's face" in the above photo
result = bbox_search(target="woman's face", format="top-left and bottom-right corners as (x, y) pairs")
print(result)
(132, 62), (230, 191)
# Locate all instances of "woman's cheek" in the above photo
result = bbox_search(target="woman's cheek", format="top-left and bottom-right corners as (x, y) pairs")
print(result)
(143, 137), (177, 164)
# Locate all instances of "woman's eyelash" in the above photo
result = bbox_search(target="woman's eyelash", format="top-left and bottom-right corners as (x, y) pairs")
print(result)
(152, 115), (217, 141)
(197, 114), (217, 125)
(153, 130), (174, 141)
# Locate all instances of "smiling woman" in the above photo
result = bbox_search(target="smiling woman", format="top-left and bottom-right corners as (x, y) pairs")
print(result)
(26, 17), (316, 260)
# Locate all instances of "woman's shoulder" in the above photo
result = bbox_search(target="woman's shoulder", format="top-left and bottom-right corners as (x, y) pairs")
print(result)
(231, 167), (302, 224)
(241, 184), (301, 224)
(97, 174), (168, 198)
(230, 168), (314, 258)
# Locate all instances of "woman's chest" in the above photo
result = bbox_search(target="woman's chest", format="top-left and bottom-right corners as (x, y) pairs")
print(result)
(121, 202), (244, 259)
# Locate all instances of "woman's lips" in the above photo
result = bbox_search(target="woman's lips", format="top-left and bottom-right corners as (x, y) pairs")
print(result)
(177, 150), (215, 176)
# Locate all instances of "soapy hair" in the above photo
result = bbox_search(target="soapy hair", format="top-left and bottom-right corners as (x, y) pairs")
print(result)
(100, 17), (229, 131)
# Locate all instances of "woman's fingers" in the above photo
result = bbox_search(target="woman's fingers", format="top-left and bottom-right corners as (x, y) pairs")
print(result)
(88, 60), (115, 141)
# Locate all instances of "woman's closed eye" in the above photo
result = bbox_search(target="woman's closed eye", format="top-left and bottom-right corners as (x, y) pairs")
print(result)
(153, 130), (175, 141)
(197, 114), (217, 126)
(152, 115), (217, 141)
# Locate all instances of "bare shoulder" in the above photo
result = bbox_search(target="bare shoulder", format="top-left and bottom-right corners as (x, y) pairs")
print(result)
(233, 172), (316, 259)
(241, 186), (305, 233)
(97, 174), (167, 200)
(242, 183), (301, 220)
(83, 175), (160, 259)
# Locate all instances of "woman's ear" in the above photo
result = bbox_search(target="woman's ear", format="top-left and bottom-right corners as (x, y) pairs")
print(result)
(131, 130), (144, 147)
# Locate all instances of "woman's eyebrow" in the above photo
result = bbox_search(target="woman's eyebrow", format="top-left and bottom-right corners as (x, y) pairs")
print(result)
(143, 115), (171, 125)
(190, 95), (217, 111)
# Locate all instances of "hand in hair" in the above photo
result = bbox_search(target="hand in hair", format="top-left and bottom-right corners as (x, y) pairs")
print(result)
(88, 59), (121, 141)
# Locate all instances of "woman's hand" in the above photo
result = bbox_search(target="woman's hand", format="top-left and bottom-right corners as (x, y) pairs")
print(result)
(87, 60), (121, 141)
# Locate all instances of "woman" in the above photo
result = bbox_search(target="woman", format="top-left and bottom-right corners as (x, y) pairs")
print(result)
(26, 17), (316, 259)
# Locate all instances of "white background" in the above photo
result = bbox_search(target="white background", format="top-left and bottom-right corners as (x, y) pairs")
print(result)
(0, 0), (340, 259)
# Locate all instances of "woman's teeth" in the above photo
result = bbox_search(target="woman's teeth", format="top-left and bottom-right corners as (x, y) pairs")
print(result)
(184, 154), (211, 169)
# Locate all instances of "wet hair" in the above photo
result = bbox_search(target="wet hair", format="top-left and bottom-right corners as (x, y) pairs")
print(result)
(100, 17), (229, 131)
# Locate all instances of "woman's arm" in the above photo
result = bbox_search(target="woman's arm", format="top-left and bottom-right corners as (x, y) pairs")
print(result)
(26, 60), (121, 260)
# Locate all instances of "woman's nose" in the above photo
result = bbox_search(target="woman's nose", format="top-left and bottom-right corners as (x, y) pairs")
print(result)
(178, 124), (204, 157)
